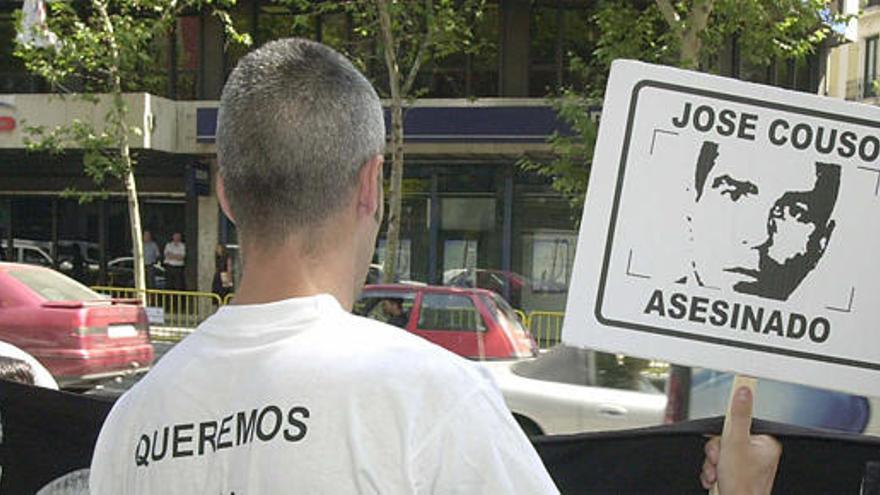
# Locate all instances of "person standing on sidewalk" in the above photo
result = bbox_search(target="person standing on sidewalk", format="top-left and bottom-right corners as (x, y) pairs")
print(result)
(163, 232), (186, 291)
(141, 230), (160, 289)
(90, 38), (779, 494)
(211, 243), (233, 301)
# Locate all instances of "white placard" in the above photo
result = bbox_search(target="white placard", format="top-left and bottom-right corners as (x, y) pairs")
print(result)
(564, 60), (880, 397)
(145, 306), (165, 326)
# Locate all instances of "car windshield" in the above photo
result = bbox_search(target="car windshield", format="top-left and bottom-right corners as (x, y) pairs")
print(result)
(485, 293), (524, 327)
(9, 267), (100, 302)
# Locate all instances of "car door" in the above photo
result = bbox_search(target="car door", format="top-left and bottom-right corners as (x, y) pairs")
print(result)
(412, 292), (488, 358)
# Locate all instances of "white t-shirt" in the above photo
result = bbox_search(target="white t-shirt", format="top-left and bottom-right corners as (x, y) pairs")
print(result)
(0, 340), (58, 389)
(89, 294), (558, 494)
(163, 242), (185, 267)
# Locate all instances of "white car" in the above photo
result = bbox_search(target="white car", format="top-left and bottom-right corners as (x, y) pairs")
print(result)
(478, 345), (667, 436)
(690, 369), (880, 436)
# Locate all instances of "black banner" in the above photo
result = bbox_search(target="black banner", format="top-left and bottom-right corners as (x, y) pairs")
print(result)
(0, 380), (112, 494)
(534, 416), (880, 494)
(2, 379), (880, 494)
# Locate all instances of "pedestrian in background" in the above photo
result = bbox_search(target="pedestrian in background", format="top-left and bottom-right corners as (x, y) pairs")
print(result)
(142, 230), (160, 289)
(163, 232), (186, 290)
(212, 243), (233, 301)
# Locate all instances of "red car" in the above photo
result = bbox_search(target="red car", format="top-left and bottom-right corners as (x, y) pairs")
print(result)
(0, 262), (154, 388)
(355, 284), (537, 359)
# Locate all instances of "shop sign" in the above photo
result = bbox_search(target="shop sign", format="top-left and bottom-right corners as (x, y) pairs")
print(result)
(186, 163), (211, 196)
(563, 60), (880, 397)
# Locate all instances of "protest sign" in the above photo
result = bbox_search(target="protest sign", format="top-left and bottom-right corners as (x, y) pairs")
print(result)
(563, 60), (880, 397)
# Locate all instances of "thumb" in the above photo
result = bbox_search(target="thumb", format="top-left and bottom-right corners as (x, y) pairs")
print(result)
(725, 386), (754, 448)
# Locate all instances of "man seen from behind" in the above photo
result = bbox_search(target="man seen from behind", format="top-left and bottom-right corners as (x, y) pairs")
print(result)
(89, 38), (778, 494)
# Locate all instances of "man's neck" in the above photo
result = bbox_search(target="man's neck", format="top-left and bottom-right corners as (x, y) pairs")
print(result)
(231, 230), (359, 311)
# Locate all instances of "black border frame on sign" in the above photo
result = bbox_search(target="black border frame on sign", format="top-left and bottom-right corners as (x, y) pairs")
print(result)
(594, 79), (880, 372)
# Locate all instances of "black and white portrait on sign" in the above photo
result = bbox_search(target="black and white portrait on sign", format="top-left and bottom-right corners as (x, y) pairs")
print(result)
(683, 140), (841, 301)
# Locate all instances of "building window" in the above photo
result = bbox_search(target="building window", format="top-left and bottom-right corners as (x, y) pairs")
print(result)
(528, 2), (596, 96)
(866, 36), (879, 97)
(428, 3), (499, 98)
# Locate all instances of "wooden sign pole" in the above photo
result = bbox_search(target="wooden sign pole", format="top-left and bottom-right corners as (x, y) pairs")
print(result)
(709, 375), (758, 495)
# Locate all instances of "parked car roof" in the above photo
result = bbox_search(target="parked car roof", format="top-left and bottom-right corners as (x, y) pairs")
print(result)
(364, 283), (498, 297)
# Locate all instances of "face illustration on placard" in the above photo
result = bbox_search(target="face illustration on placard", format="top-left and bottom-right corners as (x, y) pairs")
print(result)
(686, 141), (841, 301)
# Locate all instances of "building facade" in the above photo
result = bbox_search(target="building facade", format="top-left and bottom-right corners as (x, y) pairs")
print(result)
(0, 0), (850, 312)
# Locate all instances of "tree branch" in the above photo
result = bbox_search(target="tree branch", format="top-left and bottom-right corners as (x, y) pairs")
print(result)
(680, 0), (715, 68)
(685, 0), (715, 37)
(402, 0), (433, 95)
(375, 0), (400, 101)
(655, 0), (681, 30)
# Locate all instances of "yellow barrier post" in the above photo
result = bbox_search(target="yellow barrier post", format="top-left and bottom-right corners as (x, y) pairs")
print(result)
(526, 311), (565, 348)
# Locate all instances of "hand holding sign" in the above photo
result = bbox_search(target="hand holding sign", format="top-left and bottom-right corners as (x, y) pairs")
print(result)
(700, 379), (781, 495)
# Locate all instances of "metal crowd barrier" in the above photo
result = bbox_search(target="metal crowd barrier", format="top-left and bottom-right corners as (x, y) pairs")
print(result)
(91, 286), (222, 342)
(527, 311), (565, 348)
(93, 287), (567, 348)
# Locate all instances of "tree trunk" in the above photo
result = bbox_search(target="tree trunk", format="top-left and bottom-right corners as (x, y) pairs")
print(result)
(655, 0), (715, 70)
(124, 158), (147, 300)
(679, 35), (701, 69)
(96, 0), (147, 302)
(377, 0), (404, 284)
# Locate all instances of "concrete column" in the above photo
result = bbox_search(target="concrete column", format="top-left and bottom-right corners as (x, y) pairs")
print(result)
(197, 160), (220, 293)
(499, 0), (530, 97)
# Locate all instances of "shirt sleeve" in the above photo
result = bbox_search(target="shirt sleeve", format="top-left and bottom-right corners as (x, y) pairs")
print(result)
(411, 384), (559, 495)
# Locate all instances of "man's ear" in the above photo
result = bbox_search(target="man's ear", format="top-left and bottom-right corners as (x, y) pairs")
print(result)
(216, 174), (236, 224)
(357, 154), (384, 221)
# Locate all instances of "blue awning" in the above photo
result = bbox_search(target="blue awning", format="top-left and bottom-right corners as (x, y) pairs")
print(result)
(197, 104), (578, 144)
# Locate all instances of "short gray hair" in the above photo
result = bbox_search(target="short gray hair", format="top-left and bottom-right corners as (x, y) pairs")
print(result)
(217, 38), (385, 242)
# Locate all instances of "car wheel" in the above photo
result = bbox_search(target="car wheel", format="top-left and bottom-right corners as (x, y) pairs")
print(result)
(513, 414), (544, 437)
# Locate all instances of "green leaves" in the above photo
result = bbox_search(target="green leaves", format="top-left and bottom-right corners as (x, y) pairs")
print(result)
(703, 0), (842, 70)
(522, 0), (844, 218)
(518, 90), (598, 215)
(13, 0), (248, 191)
